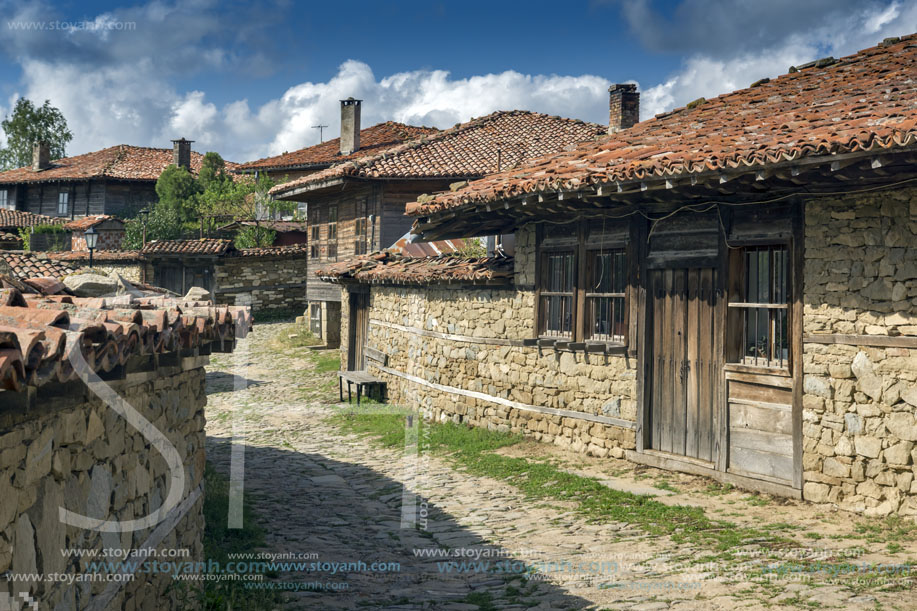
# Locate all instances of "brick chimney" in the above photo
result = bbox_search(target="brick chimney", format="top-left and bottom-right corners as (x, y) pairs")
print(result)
(171, 138), (193, 170)
(340, 98), (362, 155)
(32, 141), (51, 171)
(608, 84), (639, 134)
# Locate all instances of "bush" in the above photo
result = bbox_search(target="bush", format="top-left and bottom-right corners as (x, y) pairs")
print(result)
(123, 203), (184, 250)
(234, 225), (277, 249)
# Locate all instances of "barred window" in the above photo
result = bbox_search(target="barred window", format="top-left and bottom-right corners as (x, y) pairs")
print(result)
(539, 251), (575, 336)
(586, 249), (627, 342)
(728, 245), (789, 368)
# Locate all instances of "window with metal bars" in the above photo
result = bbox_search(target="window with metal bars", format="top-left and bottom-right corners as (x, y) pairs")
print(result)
(536, 221), (629, 343)
(586, 249), (627, 342)
(728, 245), (789, 368)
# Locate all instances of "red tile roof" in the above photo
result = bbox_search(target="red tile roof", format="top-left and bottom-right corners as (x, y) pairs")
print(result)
(390, 231), (468, 257)
(0, 232), (23, 246)
(0, 209), (67, 229)
(407, 35), (917, 218)
(270, 111), (607, 196)
(63, 215), (125, 231)
(218, 220), (309, 233)
(47, 250), (141, 263)
(140, 238), (309, 259)
(0, 287), (251, 391)
(237, 122), (439, 172)
(140, 238), (232, 256)
(315, 251), (513, 285)
(0, 145), (239, 184)
(0, 252), (76, 279)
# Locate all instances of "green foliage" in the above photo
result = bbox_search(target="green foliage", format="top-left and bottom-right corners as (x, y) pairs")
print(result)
(31, 223), (65, 234)
(16, 228), (29, 250)
(197, 152), (230, 191)
(455, 237), (487, 258)
(0, 98), (73, 170)
(123, 202), (184, 250)
(155, 164), (201, 224)
(233, 225), (277, 249)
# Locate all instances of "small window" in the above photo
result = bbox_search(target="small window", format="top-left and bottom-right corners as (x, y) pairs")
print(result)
(327, 242), (337, 261)
(328, 206), (338, 240)
(310, 209), (320, 242)
(310, 304), (322, 337)
(58, 191), (69, 215)
(539, 250), (575, 337)
(310, 244), (320, 260)
(586, 249), (627, 341)
(728, 245), (789, 368)
(0, 190), (9, 210)
(354, 217), (367, 255)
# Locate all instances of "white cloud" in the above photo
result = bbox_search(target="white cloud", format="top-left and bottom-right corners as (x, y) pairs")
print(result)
(638, 1), (917, 117)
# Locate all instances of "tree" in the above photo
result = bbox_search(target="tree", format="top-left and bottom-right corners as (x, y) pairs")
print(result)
(122, 203), (184, 250)
(197, 170), (297, 240)
(155, 164), (201, 224)
(0, 99), (73, 169)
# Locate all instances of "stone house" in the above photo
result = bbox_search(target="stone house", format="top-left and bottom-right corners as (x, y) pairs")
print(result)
(140, 238), (308, 313)
(0, 284), (250, 609)
(321, 36), (917, 516)
(64, 215), (126, 251)
(271, 100), (609, 346)
(0, 138), (230, 220)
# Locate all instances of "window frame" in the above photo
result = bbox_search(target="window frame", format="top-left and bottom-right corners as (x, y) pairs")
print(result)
(584, 246), (628, 343)
(535, 220), (631, 347)
(58, 191), (69, 216)
(310, 303), (322, 337)
(0, 190), (9, 210)
(726, 242), (792, 371)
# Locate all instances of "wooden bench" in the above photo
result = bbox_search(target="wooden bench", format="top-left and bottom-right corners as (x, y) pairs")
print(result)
(337, 370), (386, 405)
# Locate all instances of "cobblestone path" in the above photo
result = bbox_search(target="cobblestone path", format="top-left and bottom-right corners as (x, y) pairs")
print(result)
(205, 322), (916, 610)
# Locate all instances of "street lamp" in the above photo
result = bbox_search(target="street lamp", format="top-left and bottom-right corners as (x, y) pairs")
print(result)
(139, 208), (151, 247)
(84, 226), (98, 269)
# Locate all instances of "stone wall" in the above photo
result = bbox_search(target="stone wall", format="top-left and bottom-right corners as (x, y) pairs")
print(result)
(802, 187), (917, 516)
(214, 255), (308, 313)
(1, 361), (208, 609)
(355, 224), (638, 456)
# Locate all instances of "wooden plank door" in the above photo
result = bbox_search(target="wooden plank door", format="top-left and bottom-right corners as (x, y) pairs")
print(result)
(649, 268), (718, 462)
(347, 291), (369, 371)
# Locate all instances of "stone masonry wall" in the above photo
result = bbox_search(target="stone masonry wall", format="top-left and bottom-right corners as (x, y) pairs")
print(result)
(358, 224), (638, 456)
(0, 363), (208, 609)
(215, 255), (308, 313)
(802, 186), (917, 517)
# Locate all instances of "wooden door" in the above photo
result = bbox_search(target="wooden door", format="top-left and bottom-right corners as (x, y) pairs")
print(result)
(649, 268), (718, 462)
(347, 291), (369, 371)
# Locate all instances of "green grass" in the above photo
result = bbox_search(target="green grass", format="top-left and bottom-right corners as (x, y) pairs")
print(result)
(330, 410), (792, 552)
(172, 464), (282, 610)
(268, 322), (322, 351)
(311, 351), (341, 373)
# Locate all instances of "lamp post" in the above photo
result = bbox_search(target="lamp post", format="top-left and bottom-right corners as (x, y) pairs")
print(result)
(84, 226), (98, 269)
(139, 208), (150, 247)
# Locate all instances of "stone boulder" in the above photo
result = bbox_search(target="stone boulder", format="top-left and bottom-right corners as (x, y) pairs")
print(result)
(63, 273), (119, 297)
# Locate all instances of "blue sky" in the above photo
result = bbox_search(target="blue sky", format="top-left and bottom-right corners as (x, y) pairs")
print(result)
(0, 0), (914, 162)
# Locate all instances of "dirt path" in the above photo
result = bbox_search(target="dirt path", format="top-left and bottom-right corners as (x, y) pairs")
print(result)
(204, 321), (916, 610)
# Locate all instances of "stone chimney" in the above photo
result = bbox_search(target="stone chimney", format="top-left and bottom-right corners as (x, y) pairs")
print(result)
(608, 84), (639, 134)
(340, 98), (362, 156)
(171, 138), (193, 170)
(32, 141), (51, 171)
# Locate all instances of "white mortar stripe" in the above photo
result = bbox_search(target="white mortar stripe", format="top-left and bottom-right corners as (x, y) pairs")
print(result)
(370, 319), (526, 347)
(373, 363), (636, 430)
(87, 484), (203, 611)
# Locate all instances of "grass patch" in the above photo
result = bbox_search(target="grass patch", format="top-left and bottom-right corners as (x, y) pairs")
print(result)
(330, 410), (792, 552)
(268, 322), (322, 351)
(172, 464), (282, 610)
(311, 351), (341, 373)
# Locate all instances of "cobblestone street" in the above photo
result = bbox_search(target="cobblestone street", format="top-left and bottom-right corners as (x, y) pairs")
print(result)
(204, 322), (917, 610)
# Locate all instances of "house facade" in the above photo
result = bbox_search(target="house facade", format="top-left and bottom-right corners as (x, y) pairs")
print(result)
(322, 36), (917, 516)
(0, 138), (219, 221)
(272, 101), (608, 346)
(140, 238), (309, 313)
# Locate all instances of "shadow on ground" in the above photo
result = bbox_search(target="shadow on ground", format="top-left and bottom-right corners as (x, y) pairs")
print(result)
(206, 436), (594, 610)
(205, 371), (268, 395)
